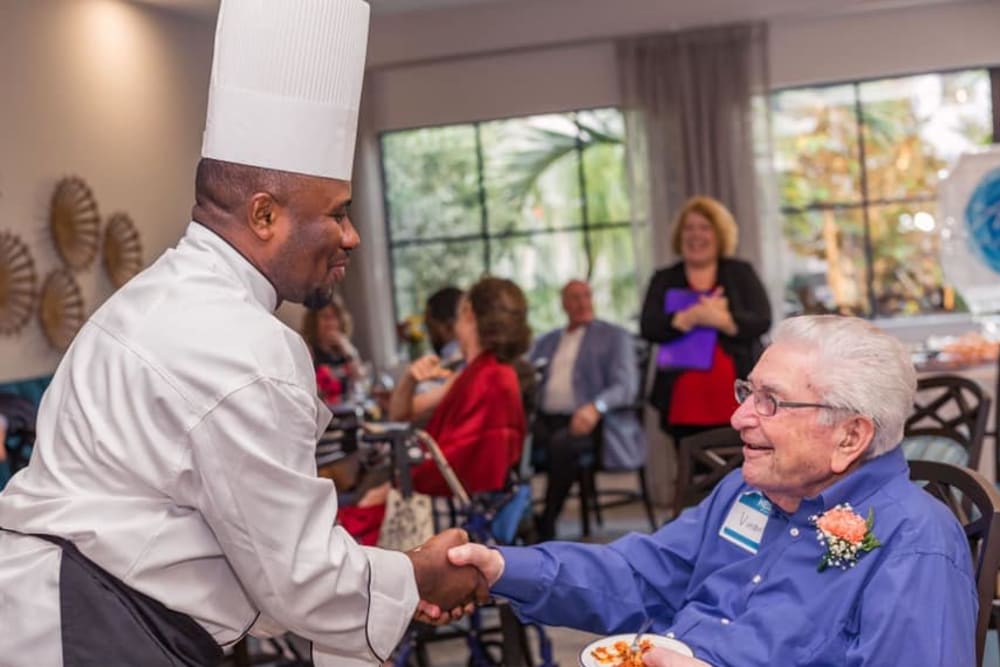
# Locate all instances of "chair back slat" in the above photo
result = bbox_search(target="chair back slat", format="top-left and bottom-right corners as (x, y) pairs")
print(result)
(905, 375), (990, 471)
(909, 459), (1000, 666)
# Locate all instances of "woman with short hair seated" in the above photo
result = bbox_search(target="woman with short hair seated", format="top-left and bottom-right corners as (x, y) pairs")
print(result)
(338, 276), (532, 544)
(301, 292), (363, 407)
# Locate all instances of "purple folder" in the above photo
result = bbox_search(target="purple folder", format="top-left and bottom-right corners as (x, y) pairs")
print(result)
(656, 288), (717, 370)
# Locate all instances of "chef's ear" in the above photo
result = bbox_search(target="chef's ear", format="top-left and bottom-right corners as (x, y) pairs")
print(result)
(247, 193), (278, 240)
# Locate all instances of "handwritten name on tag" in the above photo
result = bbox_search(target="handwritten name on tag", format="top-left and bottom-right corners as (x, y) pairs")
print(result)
(719, 492), (772, 554)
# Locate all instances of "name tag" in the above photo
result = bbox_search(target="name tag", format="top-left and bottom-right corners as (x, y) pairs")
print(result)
(719, 492), (771, 554)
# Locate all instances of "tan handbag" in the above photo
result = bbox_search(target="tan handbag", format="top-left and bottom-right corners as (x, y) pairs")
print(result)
(377, 487), (434, 552)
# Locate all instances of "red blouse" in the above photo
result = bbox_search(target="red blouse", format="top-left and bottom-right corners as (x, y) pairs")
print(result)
(667, 344), (738, 426)
(411, 351), (525, 496)
(338, 352), (525, 545)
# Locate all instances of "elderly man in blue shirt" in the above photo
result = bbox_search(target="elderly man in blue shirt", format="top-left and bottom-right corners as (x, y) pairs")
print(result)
(447, 314), (977, 666)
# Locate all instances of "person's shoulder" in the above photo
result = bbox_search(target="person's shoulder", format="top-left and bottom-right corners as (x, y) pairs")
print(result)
(652, 261), (685, 279)
(534, 327), (563, 348)
(870, 476), (971, 560)
(592, 319), (632, 336)
(719, 257), (756, 273)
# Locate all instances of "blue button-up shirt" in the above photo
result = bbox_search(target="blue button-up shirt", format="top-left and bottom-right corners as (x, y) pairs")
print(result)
(495, 448), (977, 666)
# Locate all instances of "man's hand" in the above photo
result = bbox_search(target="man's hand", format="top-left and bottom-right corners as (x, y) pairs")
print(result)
(447, 542), (505, 587)
(570, 403), (601, 436)
(642, 648), (713, 667)
(406, 529), (489, 613)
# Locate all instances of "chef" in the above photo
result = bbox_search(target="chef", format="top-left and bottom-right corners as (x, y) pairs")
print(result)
(0, 1), (482, 665)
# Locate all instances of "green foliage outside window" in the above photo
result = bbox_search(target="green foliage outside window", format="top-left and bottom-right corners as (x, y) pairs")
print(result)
(381, 108), (641, 338)
(772, 69), (994, 318)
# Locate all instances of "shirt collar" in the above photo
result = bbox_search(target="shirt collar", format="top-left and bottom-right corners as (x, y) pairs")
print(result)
(790, 446), (909, 519)
(183, 221), (278, 312)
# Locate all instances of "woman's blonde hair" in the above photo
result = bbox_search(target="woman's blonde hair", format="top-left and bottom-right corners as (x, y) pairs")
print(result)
(301, 293), (353, 354)
(669, 195), (739, 258)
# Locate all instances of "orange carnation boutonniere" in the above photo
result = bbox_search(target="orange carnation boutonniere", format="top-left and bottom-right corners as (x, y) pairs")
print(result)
(810, 503), (881, 572)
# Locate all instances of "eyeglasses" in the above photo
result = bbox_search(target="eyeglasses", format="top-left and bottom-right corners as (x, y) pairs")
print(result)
(733, 379), (838, 417)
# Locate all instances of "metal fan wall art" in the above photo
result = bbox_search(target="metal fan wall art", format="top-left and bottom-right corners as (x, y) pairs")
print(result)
(50, 176), (100, 270)
(39, 269), (85, 352)
(103, 212), (143, 287)
(0, 231), (37, 335)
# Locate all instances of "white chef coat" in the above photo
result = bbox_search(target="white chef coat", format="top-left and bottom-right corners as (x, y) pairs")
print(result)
(0, 222), (418, 666)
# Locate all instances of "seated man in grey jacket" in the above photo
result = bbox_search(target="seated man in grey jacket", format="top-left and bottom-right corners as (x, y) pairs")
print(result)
(531, 280), (646, 540)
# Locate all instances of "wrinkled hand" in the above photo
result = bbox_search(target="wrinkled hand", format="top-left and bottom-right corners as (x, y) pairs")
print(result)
(570, 403), (601, 436)
(642, 648), (712, 667)
(447, 542), (505, 587)
(406, 529), (489, 614)
(408, 355), (453, 384)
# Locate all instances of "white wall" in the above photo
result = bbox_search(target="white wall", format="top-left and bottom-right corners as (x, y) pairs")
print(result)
(0, 0), (214, 382)
(367, 0), (1000, 130)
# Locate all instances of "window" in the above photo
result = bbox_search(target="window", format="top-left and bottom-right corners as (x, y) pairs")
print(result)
(380, 108), (640, 336)
(772, 69), (995, 318)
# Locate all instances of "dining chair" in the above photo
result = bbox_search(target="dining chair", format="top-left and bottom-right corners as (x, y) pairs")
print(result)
(908, 459), (1000, 667)
(575, 337), (657, 537)
(672, 426), (744, 519)
(903, 374), (991, 471)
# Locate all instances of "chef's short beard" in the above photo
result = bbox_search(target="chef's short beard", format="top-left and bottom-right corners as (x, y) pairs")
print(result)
(303, 286), (334, 311)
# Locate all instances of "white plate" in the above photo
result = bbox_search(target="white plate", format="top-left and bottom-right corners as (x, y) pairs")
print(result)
(579, 633), (694, 666)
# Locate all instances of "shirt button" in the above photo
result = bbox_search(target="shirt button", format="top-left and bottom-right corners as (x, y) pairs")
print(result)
(751, 574), (762, 584)
(720, 618), (731, 625)
(790, 527), (800, 537)
(666, 632), (676, 639)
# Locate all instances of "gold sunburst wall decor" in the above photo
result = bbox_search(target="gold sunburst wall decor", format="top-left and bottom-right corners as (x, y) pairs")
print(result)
(50, 176), (101, 270)
(103, 212), (143, 288)
(39, 268), (85, 352)
(0, 231), (38, 335)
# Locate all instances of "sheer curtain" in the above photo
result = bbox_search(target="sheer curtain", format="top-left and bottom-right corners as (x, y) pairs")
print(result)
(618, 22), (771, 279)
(617, 24), (774, 507)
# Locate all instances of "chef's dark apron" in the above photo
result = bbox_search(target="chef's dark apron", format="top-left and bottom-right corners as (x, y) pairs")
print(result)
(3, 529), (223, 667)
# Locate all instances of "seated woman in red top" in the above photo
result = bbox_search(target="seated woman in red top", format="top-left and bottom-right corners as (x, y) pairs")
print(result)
(339, 276), (532, 544)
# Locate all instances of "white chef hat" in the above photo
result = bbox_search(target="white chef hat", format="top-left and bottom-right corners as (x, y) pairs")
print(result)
(201, 0), (370, 181)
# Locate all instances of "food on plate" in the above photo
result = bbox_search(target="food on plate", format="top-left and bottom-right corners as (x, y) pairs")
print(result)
(590, 637), (653, 666)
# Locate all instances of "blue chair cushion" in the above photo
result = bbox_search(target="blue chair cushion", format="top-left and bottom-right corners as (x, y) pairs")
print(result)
(0, 374), (54, 489)
(901, 435), (969, 467)
(489, 484), (533, 545)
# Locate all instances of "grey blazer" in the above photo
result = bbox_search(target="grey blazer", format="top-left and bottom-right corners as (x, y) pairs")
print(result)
(530, 319), (646, 470)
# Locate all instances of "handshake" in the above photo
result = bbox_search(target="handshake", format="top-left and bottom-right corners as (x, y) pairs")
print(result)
(404, 528), (505, 623)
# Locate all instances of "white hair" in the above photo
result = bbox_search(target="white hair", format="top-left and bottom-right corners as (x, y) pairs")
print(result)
(770, 315), (916, 458)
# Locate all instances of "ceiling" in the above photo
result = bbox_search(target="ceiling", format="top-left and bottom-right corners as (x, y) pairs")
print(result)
(132, 0), (516, 19)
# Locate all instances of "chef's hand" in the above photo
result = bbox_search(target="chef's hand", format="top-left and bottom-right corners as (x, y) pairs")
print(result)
(642, 648), (713, 667)
(406, 529), (489, 617)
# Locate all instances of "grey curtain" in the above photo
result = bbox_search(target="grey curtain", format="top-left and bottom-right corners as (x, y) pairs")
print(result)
(618, 23), (771, 276)
(618, 24), (774, 508)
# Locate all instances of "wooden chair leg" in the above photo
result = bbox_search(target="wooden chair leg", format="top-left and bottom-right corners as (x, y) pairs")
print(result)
(578, 467), (592, 537)
(500, 602), (534, 667)
(638, 467), (657, 531)
(591, 467), (605, 529)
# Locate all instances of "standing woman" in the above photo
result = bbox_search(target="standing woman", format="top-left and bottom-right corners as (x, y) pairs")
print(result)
(640, 196), (771, 444)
